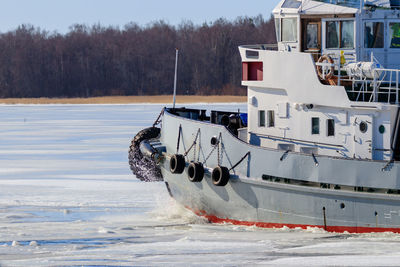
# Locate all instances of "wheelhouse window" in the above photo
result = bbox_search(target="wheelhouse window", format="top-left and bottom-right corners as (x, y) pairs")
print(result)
(326, 20), (354, 49)
(341, 21), (354, 48)
(326, 21), (339, 48)
(390, 22), (400, 48)
(312, 117), (320, 135)
(364, 22), (384, 48)
(259, 110), (265, 127)
(267, 110), (275, 127)
(282, 18), (298, 42)
(327, 119), (335, 136)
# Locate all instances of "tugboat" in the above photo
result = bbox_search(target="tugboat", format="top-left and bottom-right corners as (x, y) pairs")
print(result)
(129, 0), (400, 233)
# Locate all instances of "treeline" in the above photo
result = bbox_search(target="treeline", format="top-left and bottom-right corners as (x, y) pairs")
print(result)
(0, 16), (276, 98)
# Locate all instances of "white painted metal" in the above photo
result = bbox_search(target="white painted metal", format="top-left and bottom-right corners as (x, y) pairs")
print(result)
(241, 0), (400, 161)
(352, 114), (374, 159)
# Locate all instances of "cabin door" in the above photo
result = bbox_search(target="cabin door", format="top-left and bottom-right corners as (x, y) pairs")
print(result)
(302, 20), (321, 61)
(352, 114), (373, 160)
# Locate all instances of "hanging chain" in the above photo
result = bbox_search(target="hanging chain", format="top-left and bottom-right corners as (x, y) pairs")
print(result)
(217, 137), (220, 166)
(176, 124), (182, 154)
(218, 133), (222, 165)
(193, 136), (197, 162)
(203, 133), (222, 165)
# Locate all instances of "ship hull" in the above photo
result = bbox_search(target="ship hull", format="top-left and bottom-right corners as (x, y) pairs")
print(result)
(159, 110), (400, 233)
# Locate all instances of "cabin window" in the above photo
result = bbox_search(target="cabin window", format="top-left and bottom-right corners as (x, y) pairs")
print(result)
(327, 119), (335, 136)
(389, 23), (400, 48)
(259, 110), (265, 127)
(275, 18), (281, 42)
(364, 22), (384, 48)
(282, 18), (297, 42)
(306, 23), (319, 49)
(267, 110), (275, 127)
(312, 117), (320, 135)
(341, 21), (354, 49)
(326, 20), (354, 49)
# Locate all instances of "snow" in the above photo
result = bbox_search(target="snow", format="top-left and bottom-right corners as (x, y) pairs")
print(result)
(1, 104), (400, 266)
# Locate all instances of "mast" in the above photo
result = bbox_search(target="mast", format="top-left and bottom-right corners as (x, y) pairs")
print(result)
(172, 48), (179, 109)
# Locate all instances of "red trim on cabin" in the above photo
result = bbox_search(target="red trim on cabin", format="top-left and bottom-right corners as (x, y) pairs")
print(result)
(242, 62), (263, 81)
(186, 206), (400, 234)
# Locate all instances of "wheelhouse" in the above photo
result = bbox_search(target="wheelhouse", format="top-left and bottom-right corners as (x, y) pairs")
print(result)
(273, 0), (400, 69)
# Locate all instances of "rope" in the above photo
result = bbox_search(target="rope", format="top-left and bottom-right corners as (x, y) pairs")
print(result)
(184, 129), (201, 159)
(152, 108), (165, 127)
(229, 151), (250, 171)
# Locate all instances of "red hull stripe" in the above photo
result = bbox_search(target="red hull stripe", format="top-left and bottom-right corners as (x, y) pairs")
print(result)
(186, 206), (400, 234)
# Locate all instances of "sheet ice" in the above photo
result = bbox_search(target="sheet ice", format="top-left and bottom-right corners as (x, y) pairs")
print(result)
(1, 104), (400, 266)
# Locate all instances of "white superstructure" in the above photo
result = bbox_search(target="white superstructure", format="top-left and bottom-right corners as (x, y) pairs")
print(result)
(241, 0), (400, 161)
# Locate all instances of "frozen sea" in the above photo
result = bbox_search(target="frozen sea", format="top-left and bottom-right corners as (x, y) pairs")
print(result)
(1, 104), (400, 266)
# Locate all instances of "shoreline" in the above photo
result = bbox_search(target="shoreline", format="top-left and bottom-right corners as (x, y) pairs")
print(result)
(0, 95), (247, 104)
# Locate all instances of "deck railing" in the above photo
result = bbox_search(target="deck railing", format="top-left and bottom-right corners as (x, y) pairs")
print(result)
(240, 44), (278, 52)
(241, 44), (400, 105)
(315, 51), (400, 105)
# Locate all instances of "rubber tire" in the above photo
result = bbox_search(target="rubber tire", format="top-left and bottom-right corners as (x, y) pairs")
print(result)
(187, 162), (204, 182)
(170, 154), (185, 174)
(128, 127), (163, 182)
(212, 166), (230, 186)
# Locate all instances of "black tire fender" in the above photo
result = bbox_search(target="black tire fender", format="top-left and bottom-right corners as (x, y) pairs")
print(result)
(187, 162), (204, 182)
(128, 127), (163, 182)
(170, 154), (185, 174)
(212, 166), (230, 186)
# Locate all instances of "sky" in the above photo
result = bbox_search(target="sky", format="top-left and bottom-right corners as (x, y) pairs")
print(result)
(0, 0), (281, 34)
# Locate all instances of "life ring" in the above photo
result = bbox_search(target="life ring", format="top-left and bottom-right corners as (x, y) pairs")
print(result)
(187, 162), (204, 182)
(170, 154), (185, 174)
(211, 166), (230, 186)
(317, 55), (335, 80)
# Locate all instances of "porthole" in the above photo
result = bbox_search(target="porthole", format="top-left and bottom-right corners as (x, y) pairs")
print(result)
(211, 136), (219, 146)
(359, 121), (368, 133)
(340, 203), (345, 209)
(379, 125), (385, 134)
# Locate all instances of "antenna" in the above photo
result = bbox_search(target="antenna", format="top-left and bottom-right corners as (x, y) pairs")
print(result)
(172, 48), (179, 109)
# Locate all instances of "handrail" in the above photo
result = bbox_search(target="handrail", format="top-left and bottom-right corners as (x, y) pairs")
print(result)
(249, 131), (345, 149)
(240, 44), (278, 51)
